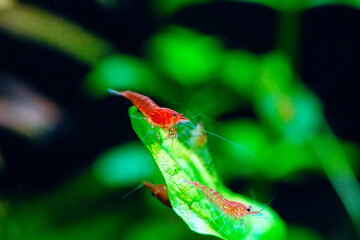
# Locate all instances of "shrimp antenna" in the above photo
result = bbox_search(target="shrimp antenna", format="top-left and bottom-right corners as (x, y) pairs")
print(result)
(108, 89), (122, 95)
(183, 121), (256, 159)
(259, 194), (276, 213)
(121, 182), (144, 199)
(189, 101), (223, 120)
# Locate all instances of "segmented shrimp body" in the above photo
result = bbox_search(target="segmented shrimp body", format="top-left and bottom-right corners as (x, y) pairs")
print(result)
(143, 181), (172, 208)
(109, 90), (189, 140)
(185, 181), (260, 220)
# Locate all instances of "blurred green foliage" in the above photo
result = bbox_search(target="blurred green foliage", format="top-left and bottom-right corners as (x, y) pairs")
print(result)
(151, 0), (213, 16)
(147, 26), (223, 86)
(287, 226), (324, 240)
(85, 55), (161, 98)
(219, 50), (260, 99)
(216, 120), (317, 180)
(84, 19), (359, 239)
(230, 0), (360, 11)
(92, 142), (158, 188)
(0, 4), (113, 64)
(1, 0), (360, 239)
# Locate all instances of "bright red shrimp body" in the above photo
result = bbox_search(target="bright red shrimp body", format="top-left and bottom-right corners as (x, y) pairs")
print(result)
(109, 90), (189, 139)
(184, 181), (260, 220)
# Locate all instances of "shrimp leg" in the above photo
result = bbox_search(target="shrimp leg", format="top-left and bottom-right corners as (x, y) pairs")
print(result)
(205, 213), (224, 223)
(155, 126), (160, 140)
(217, 216), (227, 234)
(167, 127), (177, 145)
(174, 127), (178, 144)
(142, 127), (153, 142)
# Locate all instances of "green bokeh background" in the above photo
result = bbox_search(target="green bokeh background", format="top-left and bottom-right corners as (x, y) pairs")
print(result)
(0, 0), (359, 239)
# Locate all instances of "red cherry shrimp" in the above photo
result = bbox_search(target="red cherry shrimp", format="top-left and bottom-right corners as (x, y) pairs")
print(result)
(108, 89), (189, 141)
(109, 89), (255, 157)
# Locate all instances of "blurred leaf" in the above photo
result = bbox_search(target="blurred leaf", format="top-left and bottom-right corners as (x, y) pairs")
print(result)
(218, 120), (269, 162)
(123, 218), (214, 240)
(39, 215), (121, 240)
(0, 4), (113, 64)
(219, 50), (260, 98)
(85, 55), (161, 98)
(260, 140), (317, 179)
(0, 0), (13, 10)
(288, 226), (324, 240)
(1, 204), (121, 240)
(229, 0), (360, 11)
(341, 139), (360, 173)
(216, 120), (317, 180)
(151, 0), (213, 17)
(128, 106), (286, 239)
(147, 26), (223, 86)
(92, 142), (158, 188)
(311, 127), (360, 233)
(215, 120), (270, 180)
(255, 87), (323, 143)
(257, 51), (293, 96)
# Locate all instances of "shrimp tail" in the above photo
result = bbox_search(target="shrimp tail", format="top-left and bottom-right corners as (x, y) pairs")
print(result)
(108, 89), (159, 118)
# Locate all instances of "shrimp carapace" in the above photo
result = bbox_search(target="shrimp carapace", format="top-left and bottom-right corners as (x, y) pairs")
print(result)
(143, 181), (172, 208)
(183, 180), (261, 220)
(108, 89), (189, 140)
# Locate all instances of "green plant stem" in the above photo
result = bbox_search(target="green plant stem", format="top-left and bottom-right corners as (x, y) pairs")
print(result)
(310, 121), (360, 238)
(276, 10), (301, 71)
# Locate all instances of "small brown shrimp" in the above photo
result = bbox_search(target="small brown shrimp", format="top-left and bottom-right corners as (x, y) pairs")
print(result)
(108, 89), (189, 141)
(142, 181), (172, 208)
(182, 180), (264, 233)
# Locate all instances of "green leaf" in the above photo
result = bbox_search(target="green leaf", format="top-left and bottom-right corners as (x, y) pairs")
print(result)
(128, 106), (286, 239)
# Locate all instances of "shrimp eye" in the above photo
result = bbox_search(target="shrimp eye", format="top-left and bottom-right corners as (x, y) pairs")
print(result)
(181, 113), (184, 116)
(173, 113), (177, 116)
(151, 192), (155, 197)
(246, 207), (251, 212)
